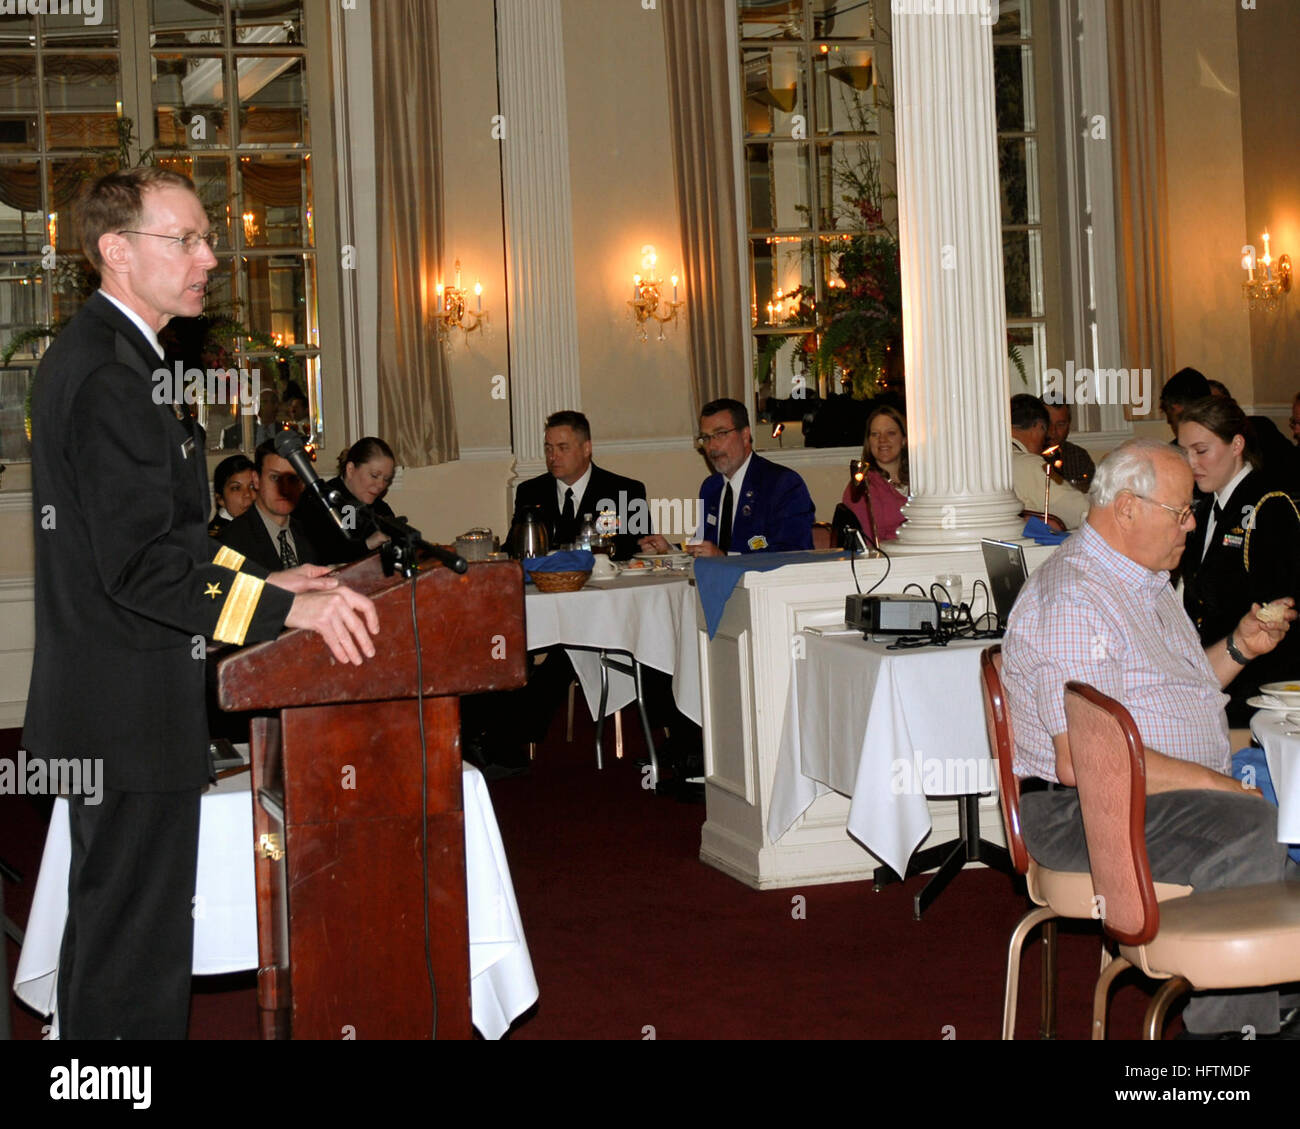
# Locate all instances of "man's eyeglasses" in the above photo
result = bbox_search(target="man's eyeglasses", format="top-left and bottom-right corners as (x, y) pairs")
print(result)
(1128, 491), (1195, 525)
(695, 427), (738, 447)
(117, 229), (219, 254)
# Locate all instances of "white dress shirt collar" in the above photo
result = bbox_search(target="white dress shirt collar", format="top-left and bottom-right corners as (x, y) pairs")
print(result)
(1213, 464), (1253, 514)
(556, 464), (593, 515)
(98, 290), (165, 361)
(724, 453), (753, 512)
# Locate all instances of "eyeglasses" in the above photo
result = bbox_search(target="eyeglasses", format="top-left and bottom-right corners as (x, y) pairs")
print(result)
(695, 427), (738, 447)
(117, 229), (219, 254)
(1128, 491), (1195, 525)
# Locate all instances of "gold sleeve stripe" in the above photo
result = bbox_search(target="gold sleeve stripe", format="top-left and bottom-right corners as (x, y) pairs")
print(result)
(213, 545), (246, 571)
(213, 571), (265, 646)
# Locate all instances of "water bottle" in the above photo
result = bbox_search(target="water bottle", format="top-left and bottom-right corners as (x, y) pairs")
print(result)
(575, 513), (598, 552)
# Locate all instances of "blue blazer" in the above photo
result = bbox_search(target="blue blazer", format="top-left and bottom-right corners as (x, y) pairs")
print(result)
(699, 454), (815, 553)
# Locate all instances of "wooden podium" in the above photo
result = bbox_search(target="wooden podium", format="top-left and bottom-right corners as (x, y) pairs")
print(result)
(217, 556), (526, 1039)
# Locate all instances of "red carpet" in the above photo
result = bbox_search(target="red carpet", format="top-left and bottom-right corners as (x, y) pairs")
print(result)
(2, 721), (1173, 1040)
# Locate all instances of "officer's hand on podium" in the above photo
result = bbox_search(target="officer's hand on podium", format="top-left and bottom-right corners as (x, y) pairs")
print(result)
(284, 584), (380, 665)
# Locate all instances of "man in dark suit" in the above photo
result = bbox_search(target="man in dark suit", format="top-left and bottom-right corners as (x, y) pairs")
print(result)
(24, 167), (378, 1039)
(646, 398), (813, 556)
(512, 410), (648, 560)
(219, 438), (321, 572)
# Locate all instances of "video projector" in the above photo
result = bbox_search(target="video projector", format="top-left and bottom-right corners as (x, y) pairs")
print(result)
(846, 593), (939, 636)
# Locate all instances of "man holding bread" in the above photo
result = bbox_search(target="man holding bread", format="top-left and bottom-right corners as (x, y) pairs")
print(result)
(1002, 438), (1299, 1039)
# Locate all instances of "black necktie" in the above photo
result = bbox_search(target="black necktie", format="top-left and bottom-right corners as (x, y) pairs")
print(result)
(278, 529), (297, 569)
(561, 487), (575, 538)
(1212, 501), (1224, 526)
(718, 483), (734, 553)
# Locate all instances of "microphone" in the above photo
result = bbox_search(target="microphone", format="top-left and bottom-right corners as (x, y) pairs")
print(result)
(272, 430), (467, 575)
(274, 429), (351, 535)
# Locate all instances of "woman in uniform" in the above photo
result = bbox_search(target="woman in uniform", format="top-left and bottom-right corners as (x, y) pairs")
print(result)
(1178, 395), (1300, 725)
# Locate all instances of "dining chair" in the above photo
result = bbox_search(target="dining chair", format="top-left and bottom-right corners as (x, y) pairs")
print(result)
(980, 645), (1102, 1039)
(1063, 681), (1300, 1040)
(530, 654), (661, 789)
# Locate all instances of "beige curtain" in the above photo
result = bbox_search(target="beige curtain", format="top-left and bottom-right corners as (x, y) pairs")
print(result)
(1108, 0), (1175, 416)
(371, 0), (458, 466)
(663, 0), (747, 417)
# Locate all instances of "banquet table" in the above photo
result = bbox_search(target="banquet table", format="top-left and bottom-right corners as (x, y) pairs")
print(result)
(524, 570), (702, 726)
(768, 631), (1006, 913)
(13, 764), (537, 1040)
(1248, 711), (1300, 844)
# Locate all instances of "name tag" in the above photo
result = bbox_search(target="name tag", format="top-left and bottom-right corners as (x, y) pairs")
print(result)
(181, 437), (196, 459)
(706, 513), (717, 525)
(1222, 533), (1243, 549)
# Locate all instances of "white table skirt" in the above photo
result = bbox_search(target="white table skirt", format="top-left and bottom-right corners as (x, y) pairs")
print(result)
(525, 572), (701, 725)
(1249, 712), (1300, 843)
(13, 764), (537, 1040)
(768, 632), (993, 876)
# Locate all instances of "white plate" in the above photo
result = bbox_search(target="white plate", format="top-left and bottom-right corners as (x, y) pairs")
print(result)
(632, 552), (692, 568)
(1247, 695), (1300, 712)
(1258, 681), (1300, 707)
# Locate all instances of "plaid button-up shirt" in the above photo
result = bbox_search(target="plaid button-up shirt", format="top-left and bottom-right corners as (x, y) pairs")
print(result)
(1002, 521), (1230, 781)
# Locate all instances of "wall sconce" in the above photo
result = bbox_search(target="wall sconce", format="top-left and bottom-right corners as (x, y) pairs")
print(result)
(1242, 230), (1292, 312)
(432, 259), (488, 341)
(628, 244), (684, 342)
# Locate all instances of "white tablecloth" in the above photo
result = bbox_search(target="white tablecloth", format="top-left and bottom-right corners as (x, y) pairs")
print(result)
(1249, 712), (1300, 843)
(13, 764), (537, 1040)
(768, 632), (993, 876)
(525, 571), (701, 724)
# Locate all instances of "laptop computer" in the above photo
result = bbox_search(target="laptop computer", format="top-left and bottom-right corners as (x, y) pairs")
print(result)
(980, 538), (1029, 630)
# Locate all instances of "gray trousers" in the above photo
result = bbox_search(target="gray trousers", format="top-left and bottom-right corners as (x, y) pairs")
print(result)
(1020, 786), (1295, 1036)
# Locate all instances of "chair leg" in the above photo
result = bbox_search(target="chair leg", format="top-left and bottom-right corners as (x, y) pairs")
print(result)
(1002, 905), (1056, 1040)
(1093, 954), (1132, 1040)
(631, 660), (660, 789)
(1039, 918), (1059, 1040)
(1144, 977), (1190, 1041)
(565, 680), (576, 743)
(0, 872), (11, 1040)
(614, 710), (624, 761)
(595, 653), (610, 771)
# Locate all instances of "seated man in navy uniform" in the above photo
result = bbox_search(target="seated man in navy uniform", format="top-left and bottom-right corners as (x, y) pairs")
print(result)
(642, 398), (815, 556)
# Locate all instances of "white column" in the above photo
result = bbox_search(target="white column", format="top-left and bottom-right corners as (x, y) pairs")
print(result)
(891, 6), (1024, 547)
(496, 0), (582, 480)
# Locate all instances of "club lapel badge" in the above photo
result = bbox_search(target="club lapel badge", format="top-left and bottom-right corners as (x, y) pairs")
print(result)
(748, 535), (768, 551)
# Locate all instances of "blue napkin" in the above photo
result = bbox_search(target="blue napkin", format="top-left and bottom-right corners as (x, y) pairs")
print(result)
(1022, 515), (1068, 545)
(522, 550), (595, 584)
(694, 550), (852, 639)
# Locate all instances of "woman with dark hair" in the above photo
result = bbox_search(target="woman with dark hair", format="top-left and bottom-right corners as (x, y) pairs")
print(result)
(208, 454), (256, 536)
(294, 436), (397, 564)
(1178, 396), (1300, 724)
(839, 404), (909, 543)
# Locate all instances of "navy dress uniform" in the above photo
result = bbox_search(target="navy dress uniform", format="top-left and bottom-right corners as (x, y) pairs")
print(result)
(25, 292), (294, 1038)
(1181, 468), (1300, 726)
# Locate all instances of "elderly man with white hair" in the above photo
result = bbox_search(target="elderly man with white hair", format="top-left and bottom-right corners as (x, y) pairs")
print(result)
(1002, 437), (1299, 1039)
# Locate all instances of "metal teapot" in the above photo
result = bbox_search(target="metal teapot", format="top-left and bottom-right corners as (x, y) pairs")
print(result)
(507, 506), (550, 559)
